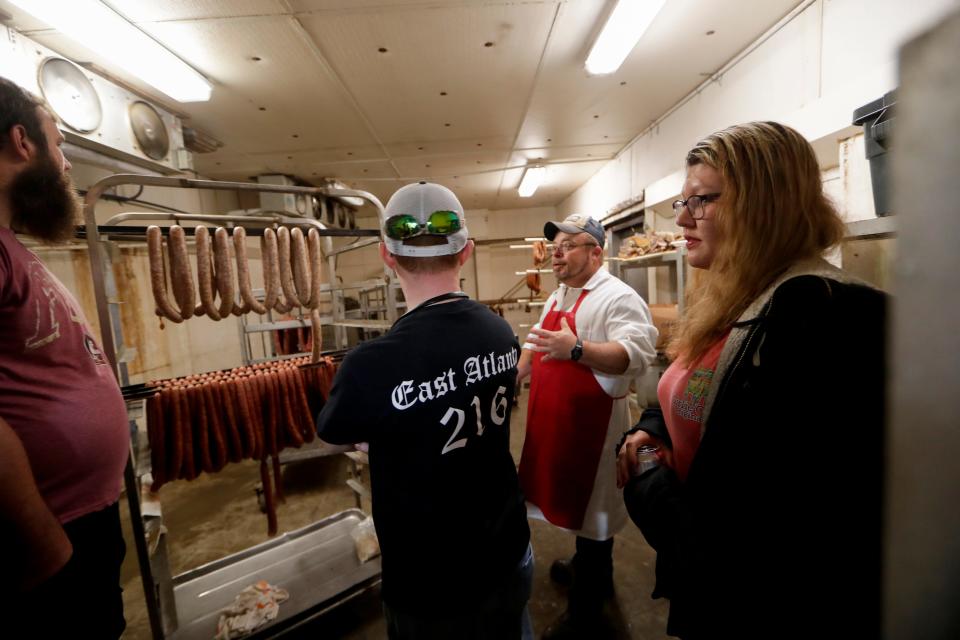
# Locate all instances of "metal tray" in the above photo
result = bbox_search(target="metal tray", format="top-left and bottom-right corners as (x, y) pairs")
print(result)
(169, 509), (381, 639)
(277, 438), (351, 465)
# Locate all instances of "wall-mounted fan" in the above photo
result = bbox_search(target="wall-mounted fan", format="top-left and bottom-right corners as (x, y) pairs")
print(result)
(38, 57), (102, 133)
(129, 101), (170, 160)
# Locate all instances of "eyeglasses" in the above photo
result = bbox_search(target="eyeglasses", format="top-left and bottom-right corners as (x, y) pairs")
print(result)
(554, 240), (598, 255)
(671, 193), (721, 220)
(384, 210), (462, 240)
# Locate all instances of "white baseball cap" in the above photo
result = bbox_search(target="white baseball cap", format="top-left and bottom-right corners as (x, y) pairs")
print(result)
(381, 181), (469, 257)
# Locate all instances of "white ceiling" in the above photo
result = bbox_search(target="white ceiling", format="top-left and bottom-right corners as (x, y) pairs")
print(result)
(1, 0), (803, 211)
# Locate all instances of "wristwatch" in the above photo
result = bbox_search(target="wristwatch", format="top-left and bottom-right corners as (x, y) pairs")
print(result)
(570, 337), (583, 362)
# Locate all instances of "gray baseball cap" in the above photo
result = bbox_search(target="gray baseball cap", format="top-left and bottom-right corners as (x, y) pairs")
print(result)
(381, 181), (469, 257)
(544, 214), (605, 248)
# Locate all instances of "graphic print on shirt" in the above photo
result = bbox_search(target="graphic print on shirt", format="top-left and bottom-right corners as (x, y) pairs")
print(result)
(390, 346), (518, 455)
(23, 261), (94, 360)
(671, 367), (714, 424)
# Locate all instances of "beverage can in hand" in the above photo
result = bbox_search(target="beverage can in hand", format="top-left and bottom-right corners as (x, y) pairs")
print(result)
(635, 444), (660, 476)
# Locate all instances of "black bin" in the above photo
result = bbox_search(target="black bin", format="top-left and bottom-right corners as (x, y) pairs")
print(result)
(852, 90), (896, 216)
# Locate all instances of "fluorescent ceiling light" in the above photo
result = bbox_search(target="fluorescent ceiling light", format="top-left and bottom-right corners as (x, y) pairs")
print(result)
(8, 0), (212, 102)
(524, 237), (547, 242)
(585, 0), (667, 76)
(518, 165), (546, 198)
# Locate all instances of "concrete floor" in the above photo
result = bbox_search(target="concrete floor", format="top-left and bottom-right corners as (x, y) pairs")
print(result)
(119, 393), (670, 639)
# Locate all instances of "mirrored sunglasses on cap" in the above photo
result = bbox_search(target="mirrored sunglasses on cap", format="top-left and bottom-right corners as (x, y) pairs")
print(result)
(384, 210), (462, 240)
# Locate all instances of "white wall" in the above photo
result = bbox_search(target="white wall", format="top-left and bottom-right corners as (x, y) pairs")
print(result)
(564, 0), (956, 305)
(559, 0), (957, 218)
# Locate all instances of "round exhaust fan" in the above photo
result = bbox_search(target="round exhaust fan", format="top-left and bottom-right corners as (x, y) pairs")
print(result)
(38, 57), (102, 133)
(129, 101), (170, 160)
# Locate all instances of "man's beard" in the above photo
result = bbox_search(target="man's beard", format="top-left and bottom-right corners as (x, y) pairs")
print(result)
(9, 153), (81, 245)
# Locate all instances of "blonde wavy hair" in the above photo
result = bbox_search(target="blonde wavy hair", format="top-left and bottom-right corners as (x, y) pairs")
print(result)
(668, 121), (846, 362)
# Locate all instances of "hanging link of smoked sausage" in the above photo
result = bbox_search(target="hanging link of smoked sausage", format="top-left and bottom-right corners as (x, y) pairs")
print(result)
(213, 227), (236, 318)
(310, 309), (323, 363)
(233, 226), (268, 314)
(217, 380), (244, 463)
(195, 225), (221, 320)
(290, 227), (312, 308)
(262, 228), (291, 313)
(276, 227), (300, 311)
(202, 382), (228, 472)
(306, 228), (323, 309)
(167, 225), (196, 321)
(147, 225), (184, 323)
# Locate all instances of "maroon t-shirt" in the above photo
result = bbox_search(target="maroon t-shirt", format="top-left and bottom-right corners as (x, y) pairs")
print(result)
(0, 227), (129, 524)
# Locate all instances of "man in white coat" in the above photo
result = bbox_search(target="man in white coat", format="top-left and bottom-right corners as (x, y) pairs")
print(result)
(518, 214), (657, 638)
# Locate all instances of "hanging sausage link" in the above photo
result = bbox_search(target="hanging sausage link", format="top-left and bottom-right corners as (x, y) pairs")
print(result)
(195, 225), (222, 320)
(276, 226), (300, 312)
(233, 226), (268, 314)
(290, 227), (312, 308)
(167, 225), (196, 321)
(147, 225), (184, 323)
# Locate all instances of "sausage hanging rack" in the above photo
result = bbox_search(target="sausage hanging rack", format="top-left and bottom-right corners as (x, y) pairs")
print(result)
(119, 349), (350, 401)
(82, 174), (392, 639)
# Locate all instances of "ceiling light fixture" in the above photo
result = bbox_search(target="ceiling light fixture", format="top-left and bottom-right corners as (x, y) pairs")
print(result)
(8, 0), (212, 102)
(585, 0), (667, 76)
(518, 165), (546, 198)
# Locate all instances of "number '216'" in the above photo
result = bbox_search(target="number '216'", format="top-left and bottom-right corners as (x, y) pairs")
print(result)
(439, 386), (509, 455)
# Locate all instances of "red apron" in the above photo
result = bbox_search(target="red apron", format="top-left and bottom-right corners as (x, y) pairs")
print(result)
(519, 290), (615, 530)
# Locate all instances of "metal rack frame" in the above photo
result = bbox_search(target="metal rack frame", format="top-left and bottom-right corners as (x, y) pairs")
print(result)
(608, 247), (688, 315)
(80, 174), (391, 639)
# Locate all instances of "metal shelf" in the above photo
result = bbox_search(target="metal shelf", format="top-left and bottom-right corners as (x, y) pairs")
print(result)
(244, 317), (332, 333)
(610, 246), (687, 315)
(845, 216), (896, 239)
(332, 319), (392, 330)
(78, 174), (392, 640)
(612, 247), (686, 269)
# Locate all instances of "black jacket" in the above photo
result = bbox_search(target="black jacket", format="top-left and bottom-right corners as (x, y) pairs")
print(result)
(622, 263), (887, 639)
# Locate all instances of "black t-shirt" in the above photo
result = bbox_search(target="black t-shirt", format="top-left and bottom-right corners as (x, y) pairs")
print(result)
(317, 296), (530, 615)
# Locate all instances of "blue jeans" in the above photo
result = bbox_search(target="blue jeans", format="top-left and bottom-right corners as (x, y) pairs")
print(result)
(384, 543), (534, 640)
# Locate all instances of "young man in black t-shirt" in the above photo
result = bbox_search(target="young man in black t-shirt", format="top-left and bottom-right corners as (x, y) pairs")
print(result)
(317, 182), (533, 639)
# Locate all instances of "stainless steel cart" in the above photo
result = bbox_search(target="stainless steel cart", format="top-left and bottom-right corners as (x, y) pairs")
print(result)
(81, 174), (394, 639)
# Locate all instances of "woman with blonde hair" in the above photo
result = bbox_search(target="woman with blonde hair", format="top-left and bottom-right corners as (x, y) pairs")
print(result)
(615, 122), (886, 638)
